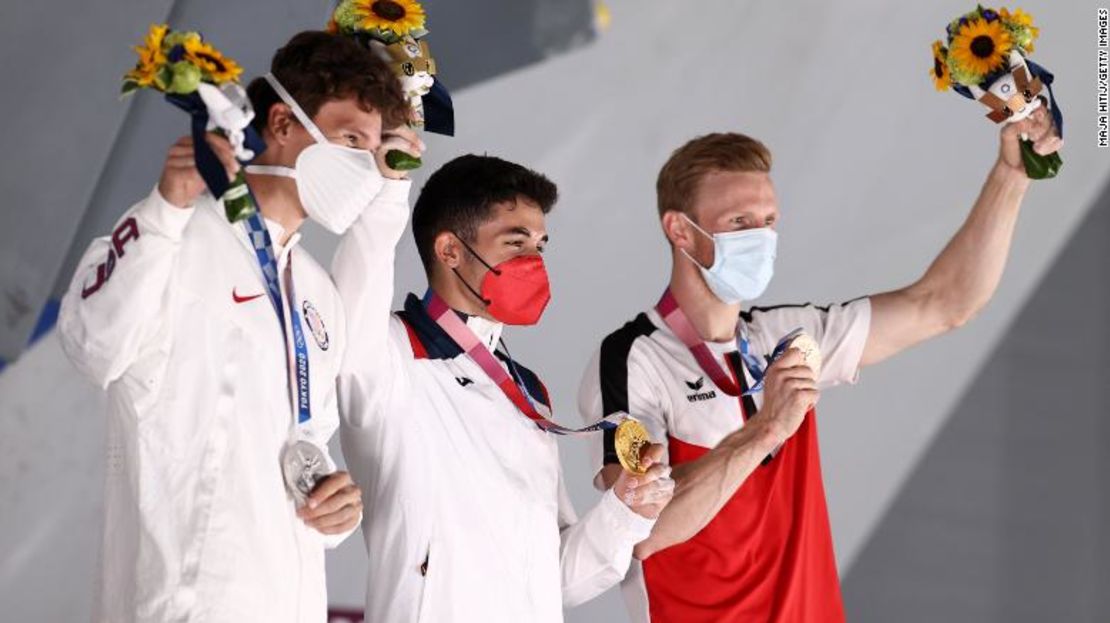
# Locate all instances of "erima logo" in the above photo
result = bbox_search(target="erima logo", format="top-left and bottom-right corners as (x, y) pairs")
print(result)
(455, 377), (474, 387)
(685, 377), (717, 402)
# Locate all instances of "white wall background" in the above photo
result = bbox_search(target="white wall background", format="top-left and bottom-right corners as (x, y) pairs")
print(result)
(2, 1), (1108, 621)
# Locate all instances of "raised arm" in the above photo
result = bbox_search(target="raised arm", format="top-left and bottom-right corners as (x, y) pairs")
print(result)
(58, 134), (237, 387)
(331, 130), (423, 423)
(862, 106), (1062, 367)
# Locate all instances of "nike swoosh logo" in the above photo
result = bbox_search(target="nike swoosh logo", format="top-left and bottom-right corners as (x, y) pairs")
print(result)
(232, 288), (266, 304)
(455, 377), (474, 387)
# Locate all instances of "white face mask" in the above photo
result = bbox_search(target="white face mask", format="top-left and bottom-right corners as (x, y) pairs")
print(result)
(681, 213), (777, 304)
(244, 73), (384, 234)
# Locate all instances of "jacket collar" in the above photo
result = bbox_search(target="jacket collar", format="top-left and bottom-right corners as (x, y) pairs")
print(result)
(205, 193), (302, 263)
(400, 293), (463, 360)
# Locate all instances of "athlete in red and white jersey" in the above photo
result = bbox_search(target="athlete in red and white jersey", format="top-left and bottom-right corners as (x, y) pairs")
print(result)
(579, 111), (1062, 623)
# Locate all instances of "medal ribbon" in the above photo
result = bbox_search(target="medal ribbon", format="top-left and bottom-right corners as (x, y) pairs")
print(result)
(655, 289), (800, 396)
(243, 201), (311, 424)
(424, 290), (620, 435)
(656, 289), (740, 395)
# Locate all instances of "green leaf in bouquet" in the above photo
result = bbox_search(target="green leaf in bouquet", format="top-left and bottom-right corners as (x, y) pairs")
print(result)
(120, 80), (141, 96)
(372, 27), (401, 44)
(386, 150), (422, 171)
(155, 65), (174, 91)
(167, 61), (202, 94)
(1019, 138), (1062, 180)
(222, 172), (257, 222)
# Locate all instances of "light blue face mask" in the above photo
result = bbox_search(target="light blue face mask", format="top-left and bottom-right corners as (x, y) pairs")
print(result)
(680, 213), (777, 304)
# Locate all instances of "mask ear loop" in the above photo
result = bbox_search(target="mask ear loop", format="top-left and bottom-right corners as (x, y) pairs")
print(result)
(679, 212), (715, 270)
(449, 232), (500, 307)
(263, 73), (329, 144)
(452, 233), (502, 276)
(680, 212), (715, 242)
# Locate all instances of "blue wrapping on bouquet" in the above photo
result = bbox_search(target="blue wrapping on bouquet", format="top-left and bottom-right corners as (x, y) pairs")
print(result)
(165, 91), (267, 220)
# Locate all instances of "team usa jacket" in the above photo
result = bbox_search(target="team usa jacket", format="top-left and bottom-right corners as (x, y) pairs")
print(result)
(59, 187), (351, 623)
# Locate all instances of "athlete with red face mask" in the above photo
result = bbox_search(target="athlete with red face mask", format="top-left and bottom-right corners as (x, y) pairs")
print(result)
(332, 154), (676, 622)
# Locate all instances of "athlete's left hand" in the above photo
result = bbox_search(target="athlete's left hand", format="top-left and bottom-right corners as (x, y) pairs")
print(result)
(297, 471), (364, 535)
(375, 124), (426, 180)
(613, 444), (675, 519)
(998, 105), (1062, 173)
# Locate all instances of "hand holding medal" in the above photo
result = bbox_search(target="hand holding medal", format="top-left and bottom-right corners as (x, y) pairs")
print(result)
(615, 418), (652, 475)
(294, 467), (365, 535)
(329, 0), (455, 171)
(930, 6), (1064, 179)
(121, 25), (266, 221)
(774, 330), (822, 380)
(755, 331), (823, 456)
(281, 440), (332, 507)
(612, 415), (674, 519)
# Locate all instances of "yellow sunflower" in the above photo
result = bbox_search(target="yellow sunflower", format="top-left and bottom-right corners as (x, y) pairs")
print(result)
(950, 17), (1012, 77)
(930, 40), (951, 91)
(1000, 7), (1039, 53)
(125, 23), (168, 87)
(353, 0), (426, 36)
(183, 38), (243, 83)
(1001, 7), (1037, 31)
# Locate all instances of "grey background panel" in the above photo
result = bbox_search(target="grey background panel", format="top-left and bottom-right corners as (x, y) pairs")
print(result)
(843, 181), (1110, 622)
(0, 0), (174, 361)
(2, 0), (1108, 621)
(423, 0), (595, 88)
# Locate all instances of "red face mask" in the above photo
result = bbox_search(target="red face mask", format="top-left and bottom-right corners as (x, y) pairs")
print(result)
(454, 237), (552, 326)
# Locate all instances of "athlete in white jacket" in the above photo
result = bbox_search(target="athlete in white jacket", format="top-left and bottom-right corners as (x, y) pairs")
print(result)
(58, 32), (412, 622)
(333, 154), (676, 622)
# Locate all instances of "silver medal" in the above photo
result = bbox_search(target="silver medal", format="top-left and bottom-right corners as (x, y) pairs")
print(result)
(281, 440), (329, 505)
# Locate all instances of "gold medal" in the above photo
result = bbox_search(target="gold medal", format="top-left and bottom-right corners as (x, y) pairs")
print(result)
(615, 418), (651, 475)
(788, 333), (822, 379)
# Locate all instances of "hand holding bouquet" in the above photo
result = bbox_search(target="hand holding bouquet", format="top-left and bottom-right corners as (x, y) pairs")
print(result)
(930, 6), (1063, 179)
(329, 0), (454, 171)
(123, 25), (265, 220)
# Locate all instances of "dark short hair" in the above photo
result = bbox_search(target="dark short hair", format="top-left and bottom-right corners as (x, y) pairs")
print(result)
(413, 154), (558, 272)
(247, 31), (408, 134)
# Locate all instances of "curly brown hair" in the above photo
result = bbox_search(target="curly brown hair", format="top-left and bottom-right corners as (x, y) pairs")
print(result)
(247, 30), (409, 134)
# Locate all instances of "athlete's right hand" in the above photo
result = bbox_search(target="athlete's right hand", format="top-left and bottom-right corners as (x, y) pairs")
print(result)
(158, 134), (240, 209)
(756, 349), (818, 445)
(613, 443), (675, 519)
(375, 124), (425, 181)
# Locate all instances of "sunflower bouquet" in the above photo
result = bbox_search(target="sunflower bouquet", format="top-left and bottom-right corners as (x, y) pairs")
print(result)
(122, 24), (264, 221)
(329, 0), (455, 171)
(930, 6), (1063, 179)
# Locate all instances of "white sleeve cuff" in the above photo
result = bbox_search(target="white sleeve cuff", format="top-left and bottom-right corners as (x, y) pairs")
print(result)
(598, 487), (657, 544)
(136, 186), (196, 241)
(321, 509), (362, 550)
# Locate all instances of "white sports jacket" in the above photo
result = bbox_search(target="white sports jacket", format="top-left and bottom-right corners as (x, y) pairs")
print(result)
(333, 179), (654, 623)
(59, 187), (351, 623)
